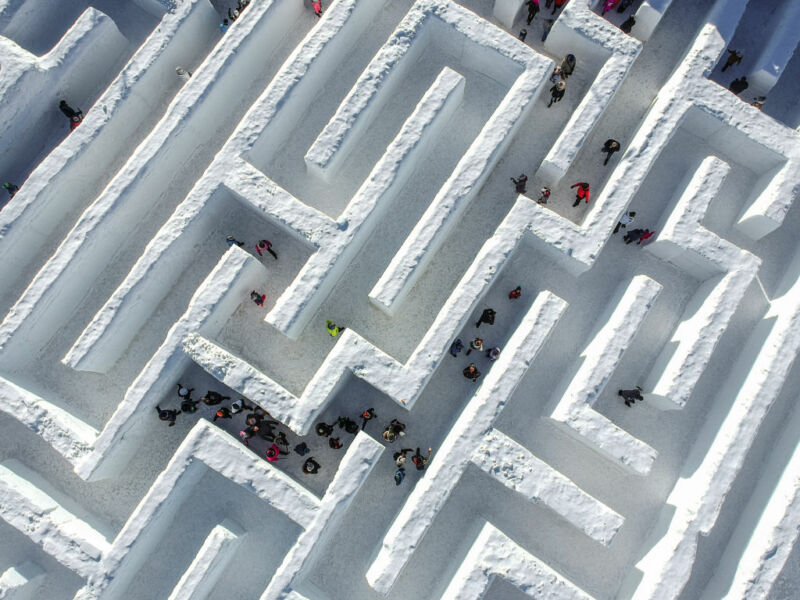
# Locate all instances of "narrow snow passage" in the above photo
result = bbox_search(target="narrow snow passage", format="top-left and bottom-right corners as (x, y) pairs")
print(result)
(2, 0), (800, 598)
(120, 468), (302, 600)
(708, 0), (799, 111)
(0, 520), (84, 600)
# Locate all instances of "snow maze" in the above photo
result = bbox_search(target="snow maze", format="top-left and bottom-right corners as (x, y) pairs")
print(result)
(1, 0), (800, 598)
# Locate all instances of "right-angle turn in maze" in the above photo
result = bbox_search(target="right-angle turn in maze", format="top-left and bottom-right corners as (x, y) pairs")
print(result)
(0, 0), (799, 599)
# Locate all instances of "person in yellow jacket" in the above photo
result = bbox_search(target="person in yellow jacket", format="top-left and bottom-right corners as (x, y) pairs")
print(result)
(326, 320), (346, 337)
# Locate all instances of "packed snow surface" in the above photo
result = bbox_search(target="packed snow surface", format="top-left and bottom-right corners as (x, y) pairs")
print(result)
(0, 0), (799, 599)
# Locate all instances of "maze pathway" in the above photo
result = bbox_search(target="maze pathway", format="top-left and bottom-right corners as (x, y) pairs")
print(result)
(1, 0), (799, 598)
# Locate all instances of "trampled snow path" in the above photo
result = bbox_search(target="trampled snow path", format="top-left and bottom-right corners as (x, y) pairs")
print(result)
(0, 0), (799, 598)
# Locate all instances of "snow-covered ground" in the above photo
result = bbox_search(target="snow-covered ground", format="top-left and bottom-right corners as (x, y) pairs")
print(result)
(1, 0), (799, 598)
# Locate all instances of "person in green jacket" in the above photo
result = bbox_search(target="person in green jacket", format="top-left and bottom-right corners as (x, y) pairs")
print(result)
(326, 320), (346, 337)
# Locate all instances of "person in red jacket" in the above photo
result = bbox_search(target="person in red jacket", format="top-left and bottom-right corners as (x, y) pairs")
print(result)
(571, 182), (590, 207)
(312, 0), (322, 17)
(637, 229), (655, 245)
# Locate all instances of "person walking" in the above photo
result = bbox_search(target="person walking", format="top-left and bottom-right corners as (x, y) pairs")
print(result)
(729, 77), (748, 95)
(213, 406), (232, 422)
(237, 0), (250, 11)
(220, 18), (229, 33)
(266, 444), (283, 462)
(526, 0), (539, 24)
(337, 416), (359, 434)
(201, 390), (230, 405)
(559, 54), (576, 78)
(570, 182), (590, 206)
(721, 49), (742, 72)
(180, 396), (199, 413)
(537, 186), (550, 204)
(316, 422), (334, 436)
(450, 338), (464, 357)
(312, 0), (322, 17)
(623, 228), (645, 244)
(476, 308), (496, 328)
(486, 347), (501, 361)
(275, 431), (290, 454)
(302, 457), (321, 474)
(466, 338), (483, 356)
(551, 0), (568, 15)
(156, 405), (181, 426)
(388, 419), (406, 438)
(329, 437), (342, 449)
(616, 0), (634, 11)
(602, 139), (621, 165)
(361, 408), (376, 430)
(541, 18), (554, 42)
(394, 448), (414, 467)
(250, 291), (265, 306)
(394, 467), (406, 485)
(519, 28), (528, 42)
(226, 235), (244, 247)
(412, 447), (433, 470)
(509, 286), (522, 299)
(326, 320), (345, 337)
(602, 0), (619, 14)
(618, 386), (643, 407)
(751, 96), (766, 110)
(256, 239), (278, 259)
(255, 418), (281, 442)
(59, 100), (83, 129)
(230, 398), (254, 414)
(511, 174), (528, 193)
(463, 363), (481, 382)
(637, 229), (654, 244)
(620, 14), (635, 33)
(3, 182), (19, 198)
(613, 211), (635, 234)
(177, 383), (194, 400)
(547, 80), (565, 107)
(228, 7), (239, 21)
(175, 67), (192, 83)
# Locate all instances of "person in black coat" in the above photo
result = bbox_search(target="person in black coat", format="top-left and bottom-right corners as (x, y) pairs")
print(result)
(463, 364), (481, 382)
(156, 405), (180, 426)
(476, 308), (496, 328)
(547, 80), (565, 107)
(618, 387), (643, 407)
(602, 139), (621, 165)
(729, 77), (748, 95)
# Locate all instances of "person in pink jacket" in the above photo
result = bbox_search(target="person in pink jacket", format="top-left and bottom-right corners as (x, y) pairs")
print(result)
(602, 0), (619, 15)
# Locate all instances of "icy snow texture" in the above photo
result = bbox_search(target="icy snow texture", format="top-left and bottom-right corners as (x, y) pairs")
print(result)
(0, 0), (799, 598)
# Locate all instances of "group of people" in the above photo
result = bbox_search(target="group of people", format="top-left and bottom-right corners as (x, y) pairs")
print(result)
(156, 383), (325, 474)
(518, 0), (568, 43)
(510, 138), (622, 211)
(3, 100), (83, 206)
(546, 53), (575, 107)
(600, 0), (637, 34)
(722, 49), (766, 109)
(613, 210), (655, 244)
(220, 0), (251, 33)
(450, 295), (521, 383)
(520, 0), (635, 42)
(156, 381), (436, 482)
(59, 100), (83, 131)
(316, 408), (433, 485)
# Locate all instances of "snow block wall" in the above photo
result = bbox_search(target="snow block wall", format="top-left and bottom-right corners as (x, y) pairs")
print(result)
(1, 0), (800, 598)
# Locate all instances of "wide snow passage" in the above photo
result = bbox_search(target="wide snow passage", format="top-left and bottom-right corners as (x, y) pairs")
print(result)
(0, 0), (799, 599)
